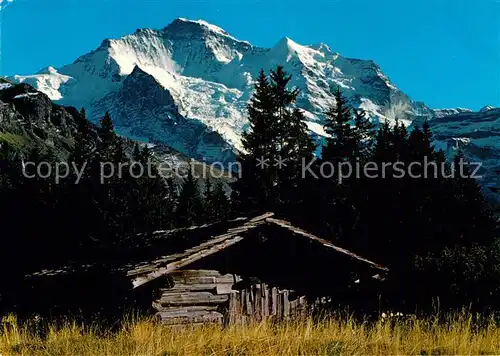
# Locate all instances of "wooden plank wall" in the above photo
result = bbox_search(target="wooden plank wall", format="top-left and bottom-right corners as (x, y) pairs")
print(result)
(153, 269), (241, 326)
(227, 284), (308, 326)
(153, 269), (308, 326)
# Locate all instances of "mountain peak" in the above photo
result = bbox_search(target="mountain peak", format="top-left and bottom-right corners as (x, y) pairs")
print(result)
(272, 36), (302, 54)
(270, 36), (329, 64)
(36, 66), (59, 75)
(274, 36), (293, 46)
(164, 18), (250, 45)
(97, 38), (113, 50)
(175, 18), (230, 36)
(480, 105), (496, 113)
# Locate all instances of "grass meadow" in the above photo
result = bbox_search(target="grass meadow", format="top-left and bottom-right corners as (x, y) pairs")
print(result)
(1, 311), (500, 355)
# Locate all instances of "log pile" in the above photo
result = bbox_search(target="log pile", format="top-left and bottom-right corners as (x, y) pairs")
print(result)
(153, 270), (241, 326)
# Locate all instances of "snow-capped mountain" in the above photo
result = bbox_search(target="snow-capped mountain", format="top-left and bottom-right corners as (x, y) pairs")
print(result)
(0, 79), (227, 186)
(11, 18), (436, 163)
(420, 106), (500, 199)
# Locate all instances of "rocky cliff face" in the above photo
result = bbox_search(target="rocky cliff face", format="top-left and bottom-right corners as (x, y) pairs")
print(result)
(421, 107), (500, 199)
(0, 81), (222, 182)
(0, 81), (82, 158)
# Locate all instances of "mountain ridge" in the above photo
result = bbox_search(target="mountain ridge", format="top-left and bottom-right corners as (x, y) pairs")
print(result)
(9, 18), (499, 190)
(10, 18), (436, 161)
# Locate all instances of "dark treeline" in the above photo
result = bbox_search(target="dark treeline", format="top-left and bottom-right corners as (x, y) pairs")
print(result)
(0, 109), (230, 283)
(232, 65), (500, 312)
(1, 65), (499, 316)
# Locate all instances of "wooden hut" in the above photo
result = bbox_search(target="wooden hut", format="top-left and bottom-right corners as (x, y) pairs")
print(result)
(126, 213), (389, 326)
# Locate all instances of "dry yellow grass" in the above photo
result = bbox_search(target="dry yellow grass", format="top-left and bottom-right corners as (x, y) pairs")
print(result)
(1, 312), (500, 355)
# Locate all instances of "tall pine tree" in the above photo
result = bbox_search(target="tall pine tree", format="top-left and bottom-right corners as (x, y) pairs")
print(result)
(233, 70), (279, 213)
(205, 179), (231, 222)
(233, 65), (313, 216)
(322, 87), (356, 163)
(176, 170), (204, 227)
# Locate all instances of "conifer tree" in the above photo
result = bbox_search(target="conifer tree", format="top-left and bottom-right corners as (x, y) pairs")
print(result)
(322, 87), (356, 163)
(233, 67), (315, 226)
(422, 120), (434, 157)
(241, 70), (277, 159)
(449, 151), (496, 246)
(129, 144), (171, 233)
(165, 177), (178, 212)
(270, 66), (299, 114)
(233, 70), (279, 213)
(205, 180), (231, 222)
(204, 178), (213, 209)
(277, 108), (315, 214)
(61, 107), (97, 256)
(72, 107), (96, 166)
(352, 108), (375, 160)
(269, 65), (299, 150)
(372, 120), (396, 163)
(99, 112), (115, 152)
(347, 108), (376, 241)
(84, 112), (133, 250)
(390, 119), (408, 160)
(319, 88), (359, 243)
(268, 66), (315, 214)
(233, 66), (307, 215)
(176, 170), (204, 227)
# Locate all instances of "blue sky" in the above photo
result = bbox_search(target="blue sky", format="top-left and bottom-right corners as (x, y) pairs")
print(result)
(1, 0), (499, 110)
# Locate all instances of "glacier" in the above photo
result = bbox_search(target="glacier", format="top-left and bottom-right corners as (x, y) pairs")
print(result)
(10, 18), (500, 198)
(11, 18), (437, 162)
